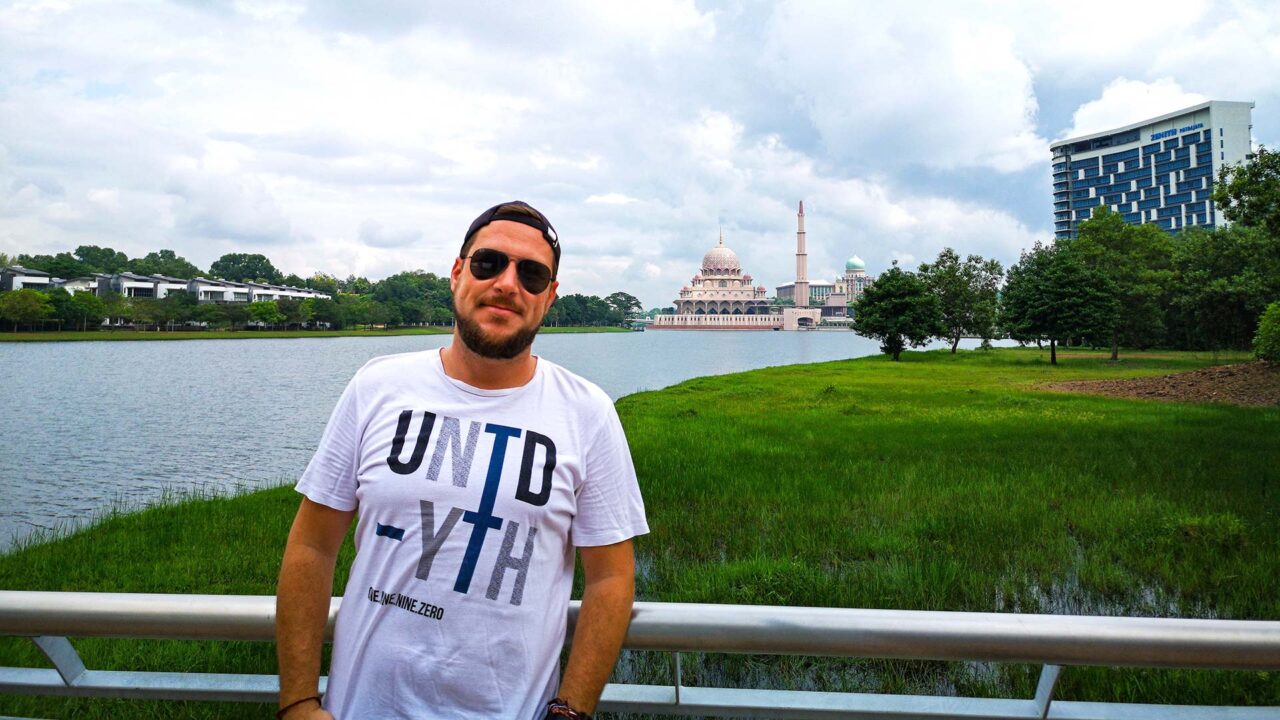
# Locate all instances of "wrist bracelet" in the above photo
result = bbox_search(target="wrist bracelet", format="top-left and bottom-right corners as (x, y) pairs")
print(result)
(545, 697), (593, 720)
(276, 694), (321, 718)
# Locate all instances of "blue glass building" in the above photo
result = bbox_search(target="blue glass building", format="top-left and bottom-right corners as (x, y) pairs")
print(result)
(1051, 101), (1255, 239)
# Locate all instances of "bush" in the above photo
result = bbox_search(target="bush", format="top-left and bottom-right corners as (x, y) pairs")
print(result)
(1255, 301), (1280, 361)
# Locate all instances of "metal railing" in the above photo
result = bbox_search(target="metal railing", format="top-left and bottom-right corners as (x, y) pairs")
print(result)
(1, 591), (1278, 718)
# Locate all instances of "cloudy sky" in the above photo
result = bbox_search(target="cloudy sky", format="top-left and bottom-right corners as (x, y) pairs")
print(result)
(1, 1), (1276, 308)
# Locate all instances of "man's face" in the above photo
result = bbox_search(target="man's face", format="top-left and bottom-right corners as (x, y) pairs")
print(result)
(450, 220), (559, 359)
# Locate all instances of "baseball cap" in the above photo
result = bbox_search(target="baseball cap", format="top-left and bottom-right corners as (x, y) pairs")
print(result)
(462, 201), (560, 272)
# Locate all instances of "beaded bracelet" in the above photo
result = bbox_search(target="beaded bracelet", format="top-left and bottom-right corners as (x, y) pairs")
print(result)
(275, 694), (322, 718)
(545, 696), (593, 719)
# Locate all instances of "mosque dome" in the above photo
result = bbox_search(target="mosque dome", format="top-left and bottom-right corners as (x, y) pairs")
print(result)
(846, 255), (866, 272)
(702, 230), (741, 275)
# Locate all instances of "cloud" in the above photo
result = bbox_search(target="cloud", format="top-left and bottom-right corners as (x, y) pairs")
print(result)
(761, 2), (1046, 173)
(358, 219), (423, 249)
(1060, 78), (1207, 139)
(586, 193), (640, 205)
(2, 0), (1277, 310)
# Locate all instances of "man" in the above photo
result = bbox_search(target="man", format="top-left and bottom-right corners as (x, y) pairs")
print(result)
(276, 201), (648, 719)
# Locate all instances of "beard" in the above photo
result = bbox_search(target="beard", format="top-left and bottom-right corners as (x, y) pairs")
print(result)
(455, 306), (542, 359)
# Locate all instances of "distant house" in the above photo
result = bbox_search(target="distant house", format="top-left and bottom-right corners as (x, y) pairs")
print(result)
(151, 275), (190, 299)
(187, 278), (232, 302)
(58, 274), (111, 294)
(105, 272), (160, 298)
(0, 266), (53, 292)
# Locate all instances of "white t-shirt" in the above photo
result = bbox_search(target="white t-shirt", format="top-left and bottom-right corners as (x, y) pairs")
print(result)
(296, 348), (648, 719)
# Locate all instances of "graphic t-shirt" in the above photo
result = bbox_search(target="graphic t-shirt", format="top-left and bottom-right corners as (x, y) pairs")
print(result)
(296, 348), (648, 719)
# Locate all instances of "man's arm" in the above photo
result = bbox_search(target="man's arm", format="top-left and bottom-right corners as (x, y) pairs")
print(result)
(555, 538), (636, 715)
(276, 497), (355, 720)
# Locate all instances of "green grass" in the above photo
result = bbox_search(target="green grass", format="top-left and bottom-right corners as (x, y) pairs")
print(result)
(1, 347), (1276, 717)
(0, 326), (627, 342)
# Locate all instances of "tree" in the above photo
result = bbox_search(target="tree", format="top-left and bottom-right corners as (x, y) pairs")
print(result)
(0, 289), (53, 331)
(193, 303), (228, 329)
(307, 272), (340, 296)
(221, 302), (250, 330)
(44, 287), (74, 330)
(68, 291), (106, 331)
(247, 300), (286, 328)
(209, 253), (282, 283)
(128, 249), (201, 279)
(156, 292), (197, 330)
(1064, 207), (1173, 360)
(0, 252), (12, 268)
(1000, 242), (1119, 365)
(373, 271), (442, 326)
(129, 298), (161, 329)
(917, 248), (1003, 352)
(851, 263), (945, 361)
(1212, 145), (1280, 240)
(98, 288), (128, 326)
(605, 291), (643, 325)
(74, 245), (129, 274)
(17, 252), (91, 279)
(340, 275), (373, 295)
(278, 298), (312, 328)
(1255, 301), (1280, 361)
(308, 297), (344, 329)
(1167, 225), (1280, 351)
(281, 273), (307, 287)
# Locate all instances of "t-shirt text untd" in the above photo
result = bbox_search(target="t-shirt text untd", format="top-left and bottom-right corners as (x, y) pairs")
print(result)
(297, 348), (649, 719)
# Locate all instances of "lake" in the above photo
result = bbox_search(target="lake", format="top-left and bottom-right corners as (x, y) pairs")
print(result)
(0, 330), (989, 550)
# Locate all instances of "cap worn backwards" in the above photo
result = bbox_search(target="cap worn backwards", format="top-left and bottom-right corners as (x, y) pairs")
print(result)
(462, 201), (560, 274)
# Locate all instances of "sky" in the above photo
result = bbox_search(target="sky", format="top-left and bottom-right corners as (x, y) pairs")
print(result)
(1, 0), (1277, 309)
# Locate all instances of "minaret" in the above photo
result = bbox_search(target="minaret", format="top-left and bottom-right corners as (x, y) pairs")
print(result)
(795, 200), (809, 308)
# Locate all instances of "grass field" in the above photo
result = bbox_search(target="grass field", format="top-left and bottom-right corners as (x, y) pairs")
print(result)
(0, 347), (1275, 717)
(0, 326), (627, 342)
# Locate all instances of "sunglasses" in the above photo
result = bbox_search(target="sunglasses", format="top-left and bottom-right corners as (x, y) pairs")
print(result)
(464, 248), (555, 294)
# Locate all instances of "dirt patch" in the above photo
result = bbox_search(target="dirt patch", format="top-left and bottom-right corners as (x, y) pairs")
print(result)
(1044, 361), (1280, 407)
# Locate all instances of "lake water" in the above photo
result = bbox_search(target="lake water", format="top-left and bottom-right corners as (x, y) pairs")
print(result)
(0, 330), (985, 550)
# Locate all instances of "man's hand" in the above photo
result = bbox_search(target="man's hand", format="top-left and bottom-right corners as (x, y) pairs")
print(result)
(276, 498), (354, 720)
(555, 539), (636, 714)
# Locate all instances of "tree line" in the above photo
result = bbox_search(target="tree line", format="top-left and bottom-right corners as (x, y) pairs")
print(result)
(853, 148), (1280, 363)
(0, 249), (644, 331)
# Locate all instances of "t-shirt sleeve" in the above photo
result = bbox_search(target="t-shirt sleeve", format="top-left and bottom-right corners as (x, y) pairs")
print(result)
(296, 373), (362, 511)
(572, 399), (649, 547)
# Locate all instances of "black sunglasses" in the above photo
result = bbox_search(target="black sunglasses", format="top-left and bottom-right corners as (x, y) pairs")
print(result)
(464, 248), (555, 294)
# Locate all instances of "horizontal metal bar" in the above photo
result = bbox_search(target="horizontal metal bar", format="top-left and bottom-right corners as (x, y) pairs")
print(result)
(2, 592), (1279, 670)
(0, 667), (283, 702)
(5, 671), (1274, 720)
(620, 603), (1280, 669)
(0, 592), (325, 642)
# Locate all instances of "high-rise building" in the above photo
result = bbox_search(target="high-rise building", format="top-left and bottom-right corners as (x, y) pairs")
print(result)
(1050, 100), (1254, 239)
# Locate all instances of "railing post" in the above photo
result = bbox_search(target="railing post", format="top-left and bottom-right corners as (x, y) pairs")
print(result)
(1034, 664), (1062, 719)
(33, 636), (86, 686)
(671, 651), (682, 705)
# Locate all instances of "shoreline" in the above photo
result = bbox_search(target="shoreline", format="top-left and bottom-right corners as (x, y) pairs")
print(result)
(0, 326), (629, 343)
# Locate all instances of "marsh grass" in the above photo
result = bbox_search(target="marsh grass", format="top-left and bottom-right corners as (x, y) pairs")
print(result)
(616, 347), (1277, 708)
(1, 347), (1276, 717)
